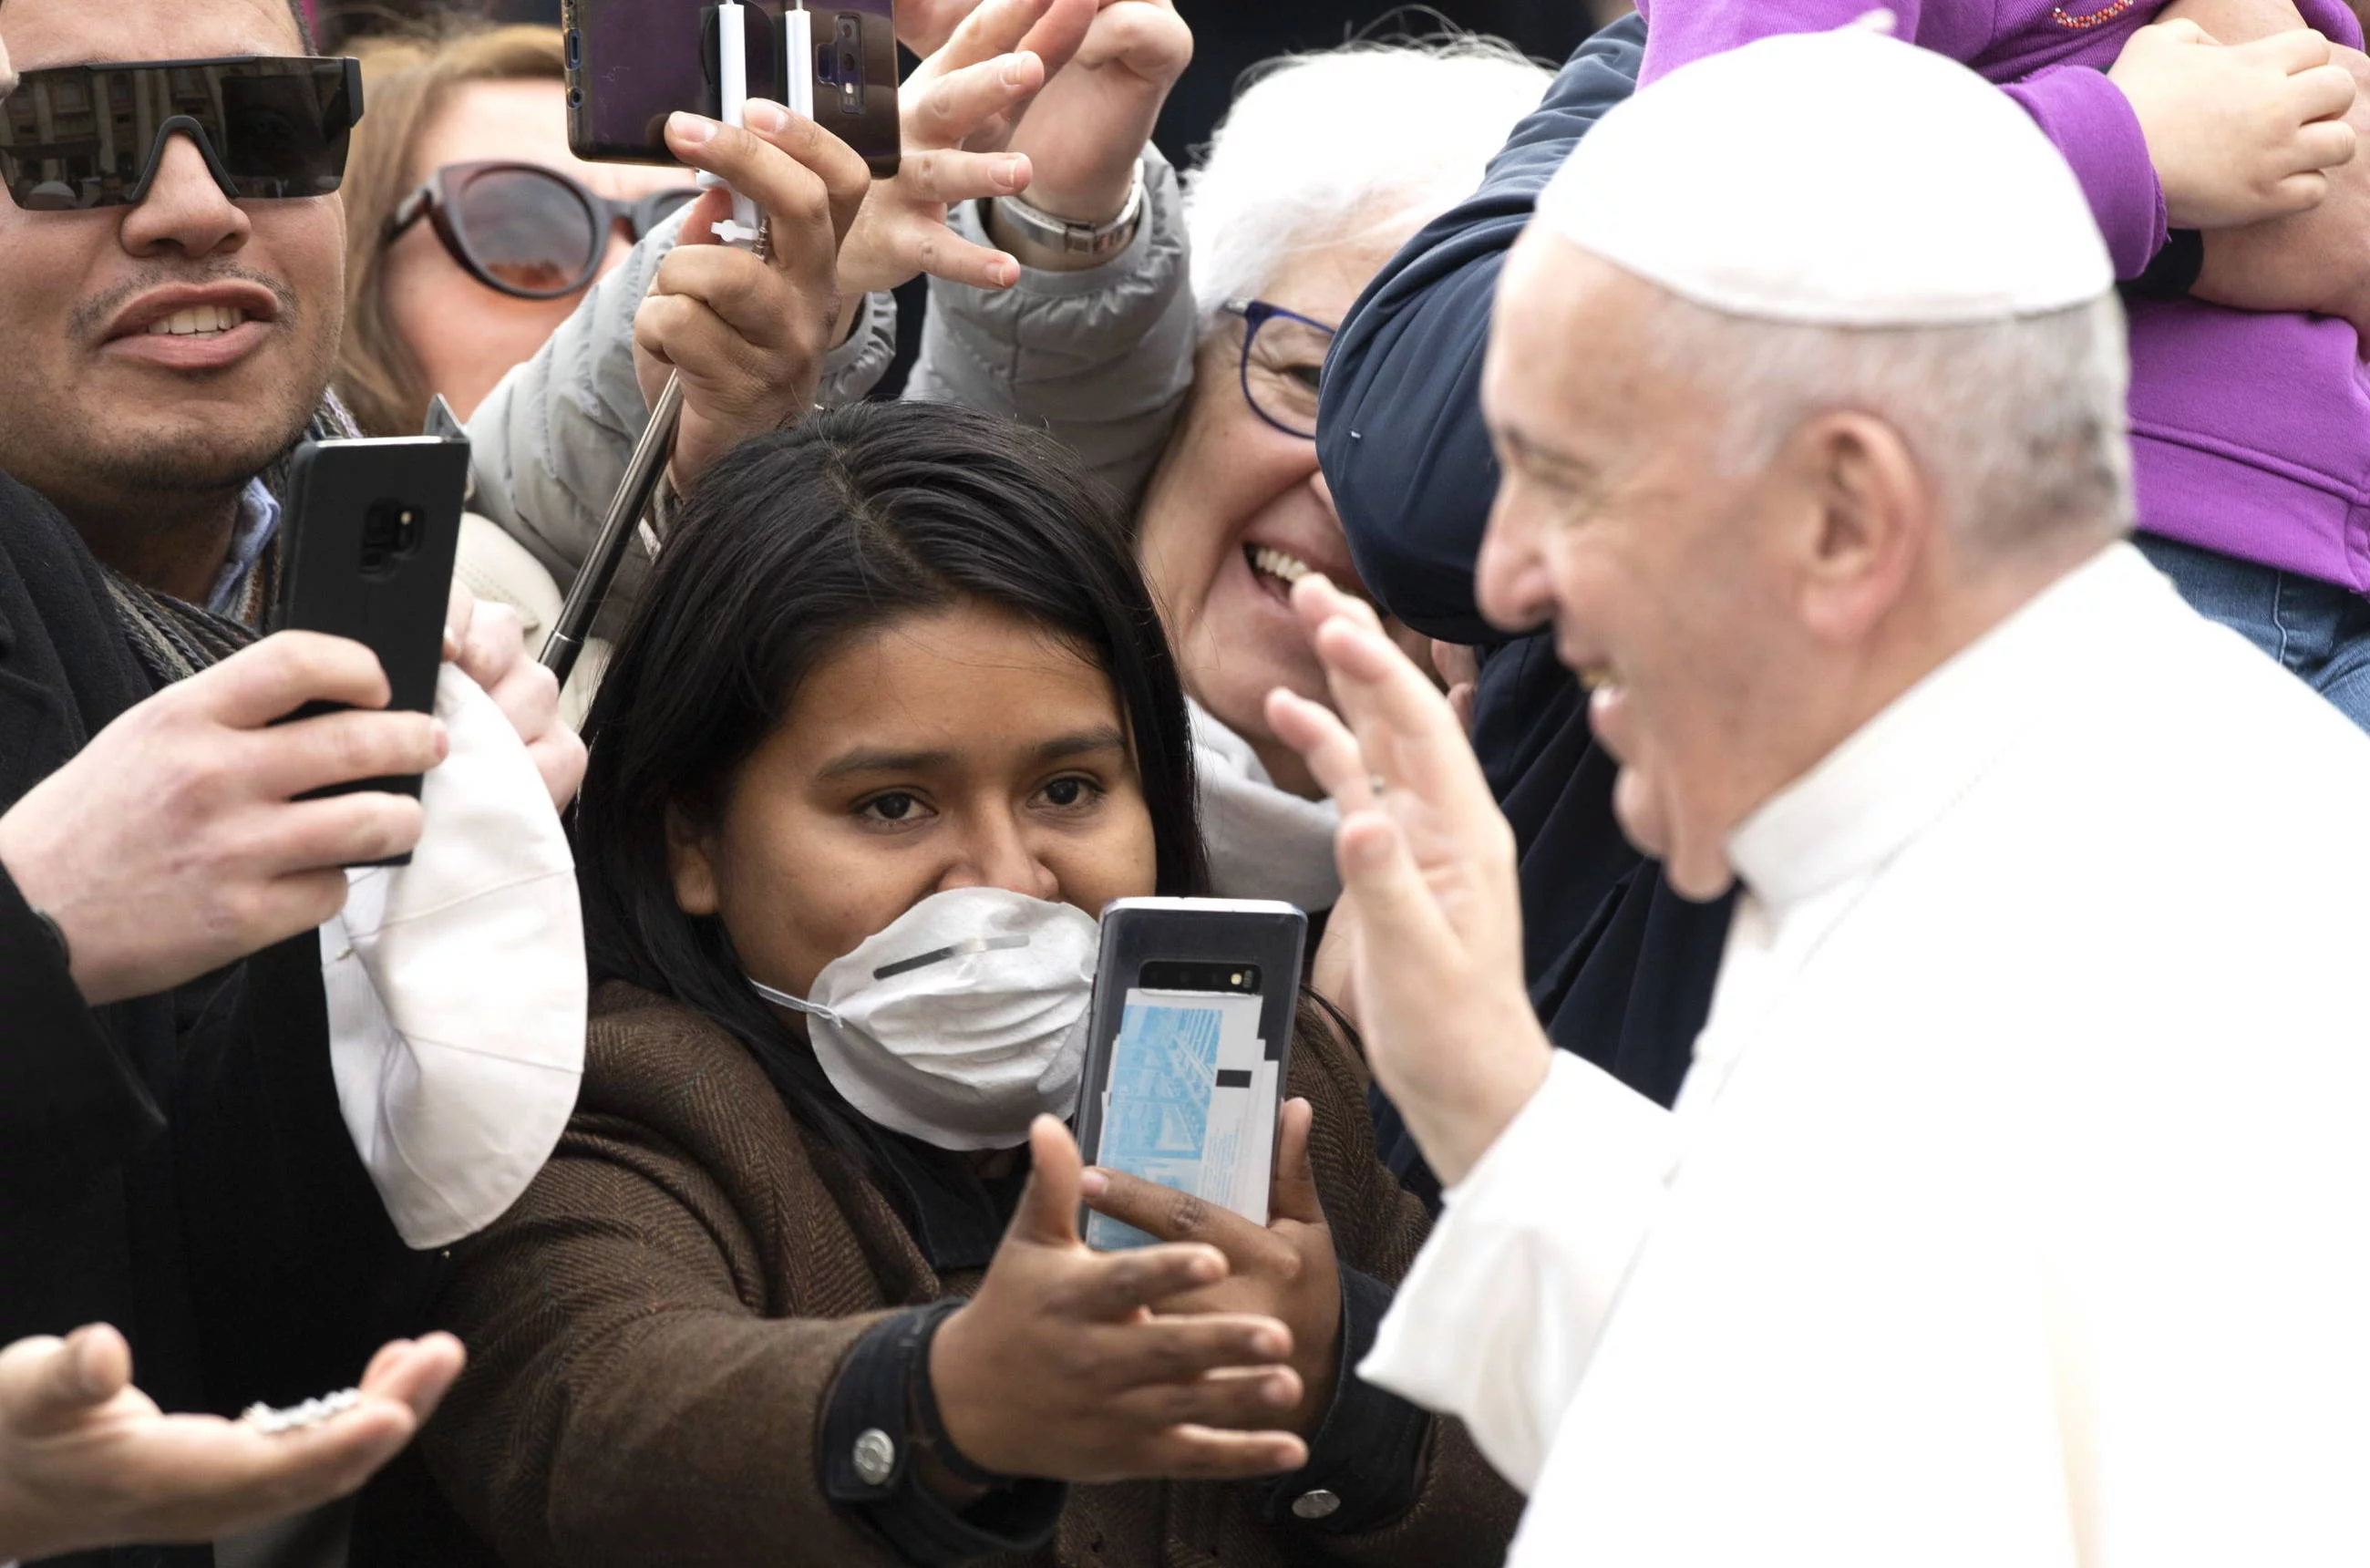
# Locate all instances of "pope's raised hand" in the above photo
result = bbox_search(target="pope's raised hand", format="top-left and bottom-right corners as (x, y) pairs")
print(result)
(1264, 575), (1552, 1186)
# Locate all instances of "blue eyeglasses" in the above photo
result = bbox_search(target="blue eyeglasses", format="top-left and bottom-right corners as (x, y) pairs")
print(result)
(1222, 298), (1337, 440)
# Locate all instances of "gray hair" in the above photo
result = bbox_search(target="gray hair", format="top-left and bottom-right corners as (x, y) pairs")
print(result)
(1182, 37), (1553, 337)
(1638, 289), (2133, 554)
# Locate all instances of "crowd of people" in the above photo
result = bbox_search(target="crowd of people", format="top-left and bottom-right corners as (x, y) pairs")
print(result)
(3, 0), (2367, 1565)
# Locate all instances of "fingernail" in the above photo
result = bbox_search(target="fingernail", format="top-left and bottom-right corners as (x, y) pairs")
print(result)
(431, 718), (451, 758)
(1078, 1169), (1108, 1198)
(997, 154), (1026, 191)
(1255, 1328), (1288, 1359)
(668, 111), (717, 145)
(1003, 51), (1037, 86)
(1266, 1374), (1297, 1405)
(744, 98), (788, 134)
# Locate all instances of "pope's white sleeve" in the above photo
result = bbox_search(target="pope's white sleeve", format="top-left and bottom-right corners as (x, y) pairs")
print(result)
(1357, 1049), (1678, 1492)
(319, 665), (586, 1250)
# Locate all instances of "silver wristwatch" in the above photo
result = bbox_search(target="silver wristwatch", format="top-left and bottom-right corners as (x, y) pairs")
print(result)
(994, 168), (1146, 258)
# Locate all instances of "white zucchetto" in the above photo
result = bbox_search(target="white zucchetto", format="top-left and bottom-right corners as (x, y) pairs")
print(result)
(1532, 22), (2113, 325)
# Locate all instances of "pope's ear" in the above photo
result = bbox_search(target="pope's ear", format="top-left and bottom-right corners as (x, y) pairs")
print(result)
(666, 805), (722, 917)
(1790, 410), (1925, 644)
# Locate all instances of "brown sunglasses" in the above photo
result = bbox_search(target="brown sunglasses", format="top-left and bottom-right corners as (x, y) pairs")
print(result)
(386, 160), (697, 300)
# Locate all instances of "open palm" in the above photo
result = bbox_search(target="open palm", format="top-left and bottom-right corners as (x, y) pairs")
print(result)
(0, 1325), (461, 1563)
(1265, 576), (1553, 1186)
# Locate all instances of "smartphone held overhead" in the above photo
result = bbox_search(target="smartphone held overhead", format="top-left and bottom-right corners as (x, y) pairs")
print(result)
(562, 0), (902, 175)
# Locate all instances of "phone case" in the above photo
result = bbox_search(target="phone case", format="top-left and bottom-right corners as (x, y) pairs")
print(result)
(1076, 898), (1308, 1245)
(795, 2), (902, 178)
(563, 0), (783, 165)
(273, 437), (470, 860)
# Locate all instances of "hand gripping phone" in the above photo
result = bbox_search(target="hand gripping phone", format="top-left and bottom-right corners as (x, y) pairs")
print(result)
(272, 433), (470, 861)
(562, 0), (902, 177)
(1076, 899), (1309, 1251)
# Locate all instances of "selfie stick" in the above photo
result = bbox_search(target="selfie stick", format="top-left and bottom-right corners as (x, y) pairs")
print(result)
(540, 0), (791, 686)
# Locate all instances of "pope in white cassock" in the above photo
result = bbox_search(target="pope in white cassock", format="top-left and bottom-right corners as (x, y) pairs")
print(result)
(1264, 23), (2370, 1568)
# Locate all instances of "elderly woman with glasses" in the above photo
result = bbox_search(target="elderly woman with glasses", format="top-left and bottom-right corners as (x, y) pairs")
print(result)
(906, 19), (1552, 913)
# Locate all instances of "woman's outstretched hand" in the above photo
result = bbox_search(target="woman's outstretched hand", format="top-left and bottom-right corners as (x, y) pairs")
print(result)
(1265, 575), (1553, 1188)
(1080, 1097), (1343, 1436)
(928, 1116), (1309, 1486)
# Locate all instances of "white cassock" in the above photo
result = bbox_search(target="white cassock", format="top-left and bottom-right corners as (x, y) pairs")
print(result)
(1363, 543), (2370, 1566)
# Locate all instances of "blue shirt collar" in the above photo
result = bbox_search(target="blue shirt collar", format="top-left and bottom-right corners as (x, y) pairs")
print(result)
(206, 478), (282, 620)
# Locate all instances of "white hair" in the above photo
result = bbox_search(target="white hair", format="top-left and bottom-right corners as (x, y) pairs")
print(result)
(1636, 289), (2134, 554)
(1181, 38), (1553, 335)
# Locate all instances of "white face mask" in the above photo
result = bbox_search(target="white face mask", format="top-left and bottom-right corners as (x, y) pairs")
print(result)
(751, 887), (1100, 1150)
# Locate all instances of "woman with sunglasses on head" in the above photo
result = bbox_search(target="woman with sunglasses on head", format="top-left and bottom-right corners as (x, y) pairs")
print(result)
(334, 21), (840, 720)
(337, 24), (717, 437)
(405, 399), (1518, 1568)
(335, 5), (1084, 718)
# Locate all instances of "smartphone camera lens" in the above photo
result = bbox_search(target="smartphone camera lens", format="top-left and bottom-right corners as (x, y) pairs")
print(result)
(359, 500), (419, 576)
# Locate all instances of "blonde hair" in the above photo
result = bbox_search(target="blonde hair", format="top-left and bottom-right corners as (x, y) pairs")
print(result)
(335, 23), (566, 437)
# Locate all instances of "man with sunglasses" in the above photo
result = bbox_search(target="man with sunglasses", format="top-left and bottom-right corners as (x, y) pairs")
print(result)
(0, 7), (616, 1565)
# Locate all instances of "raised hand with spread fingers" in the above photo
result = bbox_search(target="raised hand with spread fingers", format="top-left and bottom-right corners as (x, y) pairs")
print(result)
(1264, 575), (1553, 1188)
(993, 0), (1193, 270)
(835, 0), (1101, 298)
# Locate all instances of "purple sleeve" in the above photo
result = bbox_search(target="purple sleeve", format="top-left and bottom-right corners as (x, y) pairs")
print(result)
(1635, 0), (1928, 84)
(2002, 66), (2168, 280)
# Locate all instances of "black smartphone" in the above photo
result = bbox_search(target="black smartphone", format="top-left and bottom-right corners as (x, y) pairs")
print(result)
(273, 437), (470, 859)
(562, 0), (901, 177)
(1076, 898), (1308, 1250)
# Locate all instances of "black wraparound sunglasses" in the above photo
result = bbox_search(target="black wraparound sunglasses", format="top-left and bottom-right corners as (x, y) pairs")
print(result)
(0, 55), (362, 211)
(387, 160), (699, 301)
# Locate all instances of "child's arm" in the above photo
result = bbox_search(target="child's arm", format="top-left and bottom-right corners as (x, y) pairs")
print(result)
(2163, 0), (2370, 332)
(2107, 11), (2356, 230)
(1635, 0), (1937, 86)
(1637, 1), (2351, 282)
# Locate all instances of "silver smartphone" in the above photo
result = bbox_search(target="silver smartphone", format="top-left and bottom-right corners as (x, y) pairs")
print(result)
(1076, 897), (1308, 1249)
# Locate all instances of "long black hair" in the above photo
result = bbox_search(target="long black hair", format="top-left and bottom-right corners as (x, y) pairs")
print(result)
(573, 401), (1207, 1168)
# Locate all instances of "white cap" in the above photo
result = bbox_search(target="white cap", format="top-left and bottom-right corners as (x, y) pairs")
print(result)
(1532, 21), (2113, 325)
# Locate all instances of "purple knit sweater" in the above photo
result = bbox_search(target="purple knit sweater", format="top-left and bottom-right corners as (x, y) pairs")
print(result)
(1637, 0), (2370, 593)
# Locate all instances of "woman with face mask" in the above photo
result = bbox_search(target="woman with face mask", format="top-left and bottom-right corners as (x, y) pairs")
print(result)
(404, 402), (1517, 1568)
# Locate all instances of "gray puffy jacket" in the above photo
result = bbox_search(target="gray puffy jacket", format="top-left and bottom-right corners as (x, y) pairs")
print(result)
(463, 208), (899, 629)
